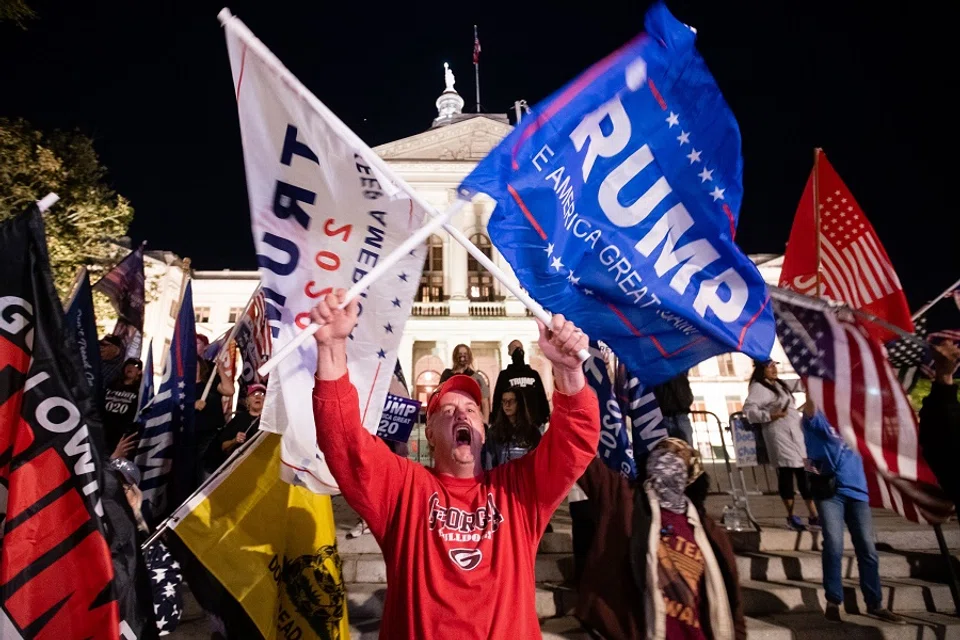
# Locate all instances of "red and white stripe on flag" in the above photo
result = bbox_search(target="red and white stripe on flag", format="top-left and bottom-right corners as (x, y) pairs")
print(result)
(803, 313), (948, 523)
(779, 152), (914, 343)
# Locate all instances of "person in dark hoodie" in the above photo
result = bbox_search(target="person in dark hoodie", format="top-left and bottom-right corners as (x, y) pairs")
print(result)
(491, 339), (550, 427)
(575, 437), (745, 640)
(919, 341), (960, 509)
(102, 458), (159, 639)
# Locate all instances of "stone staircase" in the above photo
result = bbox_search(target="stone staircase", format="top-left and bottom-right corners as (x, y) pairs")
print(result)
(168, 494), (960, 638)
(338, 495), (960, 639)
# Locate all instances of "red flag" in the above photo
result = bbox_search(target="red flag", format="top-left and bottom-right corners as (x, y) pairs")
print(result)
(779, 151), (913, 342)
(473, 25), (481, 65)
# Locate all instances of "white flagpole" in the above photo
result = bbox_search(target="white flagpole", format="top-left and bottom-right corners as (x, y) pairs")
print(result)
(259, 200), (465, 377)
(199, 284), (261, 402)
(911, 276), (960, 322)
(219, 10), (590, 372)
(36, 192), (59, 213)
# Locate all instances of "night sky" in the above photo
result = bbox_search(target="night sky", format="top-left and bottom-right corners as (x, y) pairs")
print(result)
(1, 1), (951, 308)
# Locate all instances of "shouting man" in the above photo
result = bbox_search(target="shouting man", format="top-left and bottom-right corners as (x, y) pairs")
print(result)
(311, 290), (599, 639)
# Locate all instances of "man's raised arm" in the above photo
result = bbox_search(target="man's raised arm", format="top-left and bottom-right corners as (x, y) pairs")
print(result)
(311, 290), (406, 539)
(510, 316), (600, 530)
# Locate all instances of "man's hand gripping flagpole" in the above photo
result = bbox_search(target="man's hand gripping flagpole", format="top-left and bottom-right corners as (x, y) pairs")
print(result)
(218, 9), (592, 378)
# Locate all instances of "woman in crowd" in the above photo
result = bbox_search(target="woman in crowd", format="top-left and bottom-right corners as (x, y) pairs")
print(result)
(482, 389), (541, 470)
(743, 359), (819, 531)
(439, 343), (490, 419)
(800, 399), (904, 624)
(575, 437), (745, 640)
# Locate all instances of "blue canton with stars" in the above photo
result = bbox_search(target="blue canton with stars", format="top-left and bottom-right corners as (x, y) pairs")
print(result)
(772, 299), (834, 380)
(458, 2), (774, 384)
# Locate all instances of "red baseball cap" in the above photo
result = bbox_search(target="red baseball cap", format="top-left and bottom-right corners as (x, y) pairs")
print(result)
(426, 374), (483, 418)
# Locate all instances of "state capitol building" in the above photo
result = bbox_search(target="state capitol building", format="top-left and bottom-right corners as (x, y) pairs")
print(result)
(119, 71), (795, 464)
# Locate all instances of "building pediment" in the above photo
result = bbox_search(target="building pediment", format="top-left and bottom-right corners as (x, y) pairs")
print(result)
(374, 116), (513, 161)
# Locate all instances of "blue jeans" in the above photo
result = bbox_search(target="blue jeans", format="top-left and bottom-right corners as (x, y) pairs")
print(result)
(662, 415), (693, 445)
(817, 494), (882, 608)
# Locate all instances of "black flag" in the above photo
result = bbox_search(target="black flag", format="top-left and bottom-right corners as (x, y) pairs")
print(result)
(0, 206), (120, 636)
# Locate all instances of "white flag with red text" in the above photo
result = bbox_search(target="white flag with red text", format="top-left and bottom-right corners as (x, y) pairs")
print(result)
(224, 16), (427, 494)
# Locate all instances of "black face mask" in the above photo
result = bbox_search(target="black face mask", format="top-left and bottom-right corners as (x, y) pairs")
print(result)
(511, 348), (524, 365)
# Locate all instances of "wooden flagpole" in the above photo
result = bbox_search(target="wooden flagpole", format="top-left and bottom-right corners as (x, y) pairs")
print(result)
(812, 148), (823, 299)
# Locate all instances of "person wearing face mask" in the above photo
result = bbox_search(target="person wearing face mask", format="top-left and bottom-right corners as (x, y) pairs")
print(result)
(575, 438), (745, 640)
(491, 339), (551, 429)
(309, 290), (599, 639)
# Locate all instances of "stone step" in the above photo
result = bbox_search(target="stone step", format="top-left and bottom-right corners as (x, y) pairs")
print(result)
(340, 615), (799, 640)
(749, 611), (960, 639)
(346, 582), (578, 620)
(730, 526), (960, 553)
(736, 549), (959, 584)
(341, 552), (575, 584)
(740, 577), (955, 616)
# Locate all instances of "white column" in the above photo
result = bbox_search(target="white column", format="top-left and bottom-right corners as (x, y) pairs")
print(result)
(447, 227), (470, 316)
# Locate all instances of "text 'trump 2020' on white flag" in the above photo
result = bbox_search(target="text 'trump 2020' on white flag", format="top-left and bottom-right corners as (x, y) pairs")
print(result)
(223, 12), (426, 493)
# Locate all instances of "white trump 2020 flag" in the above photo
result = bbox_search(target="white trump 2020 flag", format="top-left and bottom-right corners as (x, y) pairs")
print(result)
(224, 13), (426, 493)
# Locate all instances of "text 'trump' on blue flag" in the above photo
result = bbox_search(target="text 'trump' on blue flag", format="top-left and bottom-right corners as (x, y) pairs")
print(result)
(457, 2), (774, 384)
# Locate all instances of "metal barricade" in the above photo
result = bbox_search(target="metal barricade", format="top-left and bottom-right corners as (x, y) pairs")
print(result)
(686, 410), (762, 531)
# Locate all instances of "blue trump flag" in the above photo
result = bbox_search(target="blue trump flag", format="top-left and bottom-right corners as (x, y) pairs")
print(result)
(135, 282), (197, 516)
(583, 341), (637, 480)
(615, 361), (668, 474)
(459, 2), (774, 384)
(65, 269), (103, 397)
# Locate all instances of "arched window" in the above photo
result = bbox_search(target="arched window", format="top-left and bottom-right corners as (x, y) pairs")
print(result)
(419, 235), (445, 302)
(415, 369), (442, 405)
(467, 233), (495, 301)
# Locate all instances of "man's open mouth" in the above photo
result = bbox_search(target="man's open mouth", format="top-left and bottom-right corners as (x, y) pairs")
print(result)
(455, 426), (472, 446)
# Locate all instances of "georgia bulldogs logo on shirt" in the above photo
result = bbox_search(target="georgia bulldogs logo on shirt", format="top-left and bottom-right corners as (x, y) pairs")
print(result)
(427, 492), (504, 570)
(448, 549), (483, 571)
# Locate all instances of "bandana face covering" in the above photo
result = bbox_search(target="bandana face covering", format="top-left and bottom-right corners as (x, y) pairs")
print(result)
(647, 449), (689, 514)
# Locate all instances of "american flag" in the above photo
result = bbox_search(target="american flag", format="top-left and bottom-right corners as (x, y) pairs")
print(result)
(235, 288), (273, 389)
(886, 286), (960, 390)
(473, 25), (481, 65)
(773, 296), (953, 524)
(779, 152), (913, 343)
(885, 317), (928, 390)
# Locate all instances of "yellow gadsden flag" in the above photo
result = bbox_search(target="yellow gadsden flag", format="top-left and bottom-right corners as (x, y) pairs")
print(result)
(169, 432), (350, 639)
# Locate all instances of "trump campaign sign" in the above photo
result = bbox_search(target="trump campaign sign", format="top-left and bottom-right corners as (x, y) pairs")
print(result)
(224, 15), (426, 493)
(458, 2), (774, 384)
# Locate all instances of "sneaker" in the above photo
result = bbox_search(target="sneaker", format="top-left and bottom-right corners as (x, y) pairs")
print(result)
(868, 608), (906, 624)
(346, 521), (369, 539)
(786, 515), (806, 531)
(824, 602), (842, 623)
(807, 516), (822, 531)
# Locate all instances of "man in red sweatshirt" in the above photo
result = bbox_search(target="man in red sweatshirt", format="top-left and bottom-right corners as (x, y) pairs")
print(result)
(310, 289), (600, 639)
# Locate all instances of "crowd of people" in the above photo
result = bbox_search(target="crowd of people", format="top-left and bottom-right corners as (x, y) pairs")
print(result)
(88, 290), (960, 639)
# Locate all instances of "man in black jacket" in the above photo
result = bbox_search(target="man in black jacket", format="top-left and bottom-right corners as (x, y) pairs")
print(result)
(653, 372), (695, 445)
(919, 342), (960, 510)
(491, 339), (550, 426)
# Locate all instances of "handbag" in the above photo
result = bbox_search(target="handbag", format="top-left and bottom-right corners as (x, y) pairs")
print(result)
(805, 457), (837, 500)
(808, 470), (837, 501)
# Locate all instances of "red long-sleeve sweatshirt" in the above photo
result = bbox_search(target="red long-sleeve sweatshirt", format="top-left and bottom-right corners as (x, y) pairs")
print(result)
(313, 373), (599, 639)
